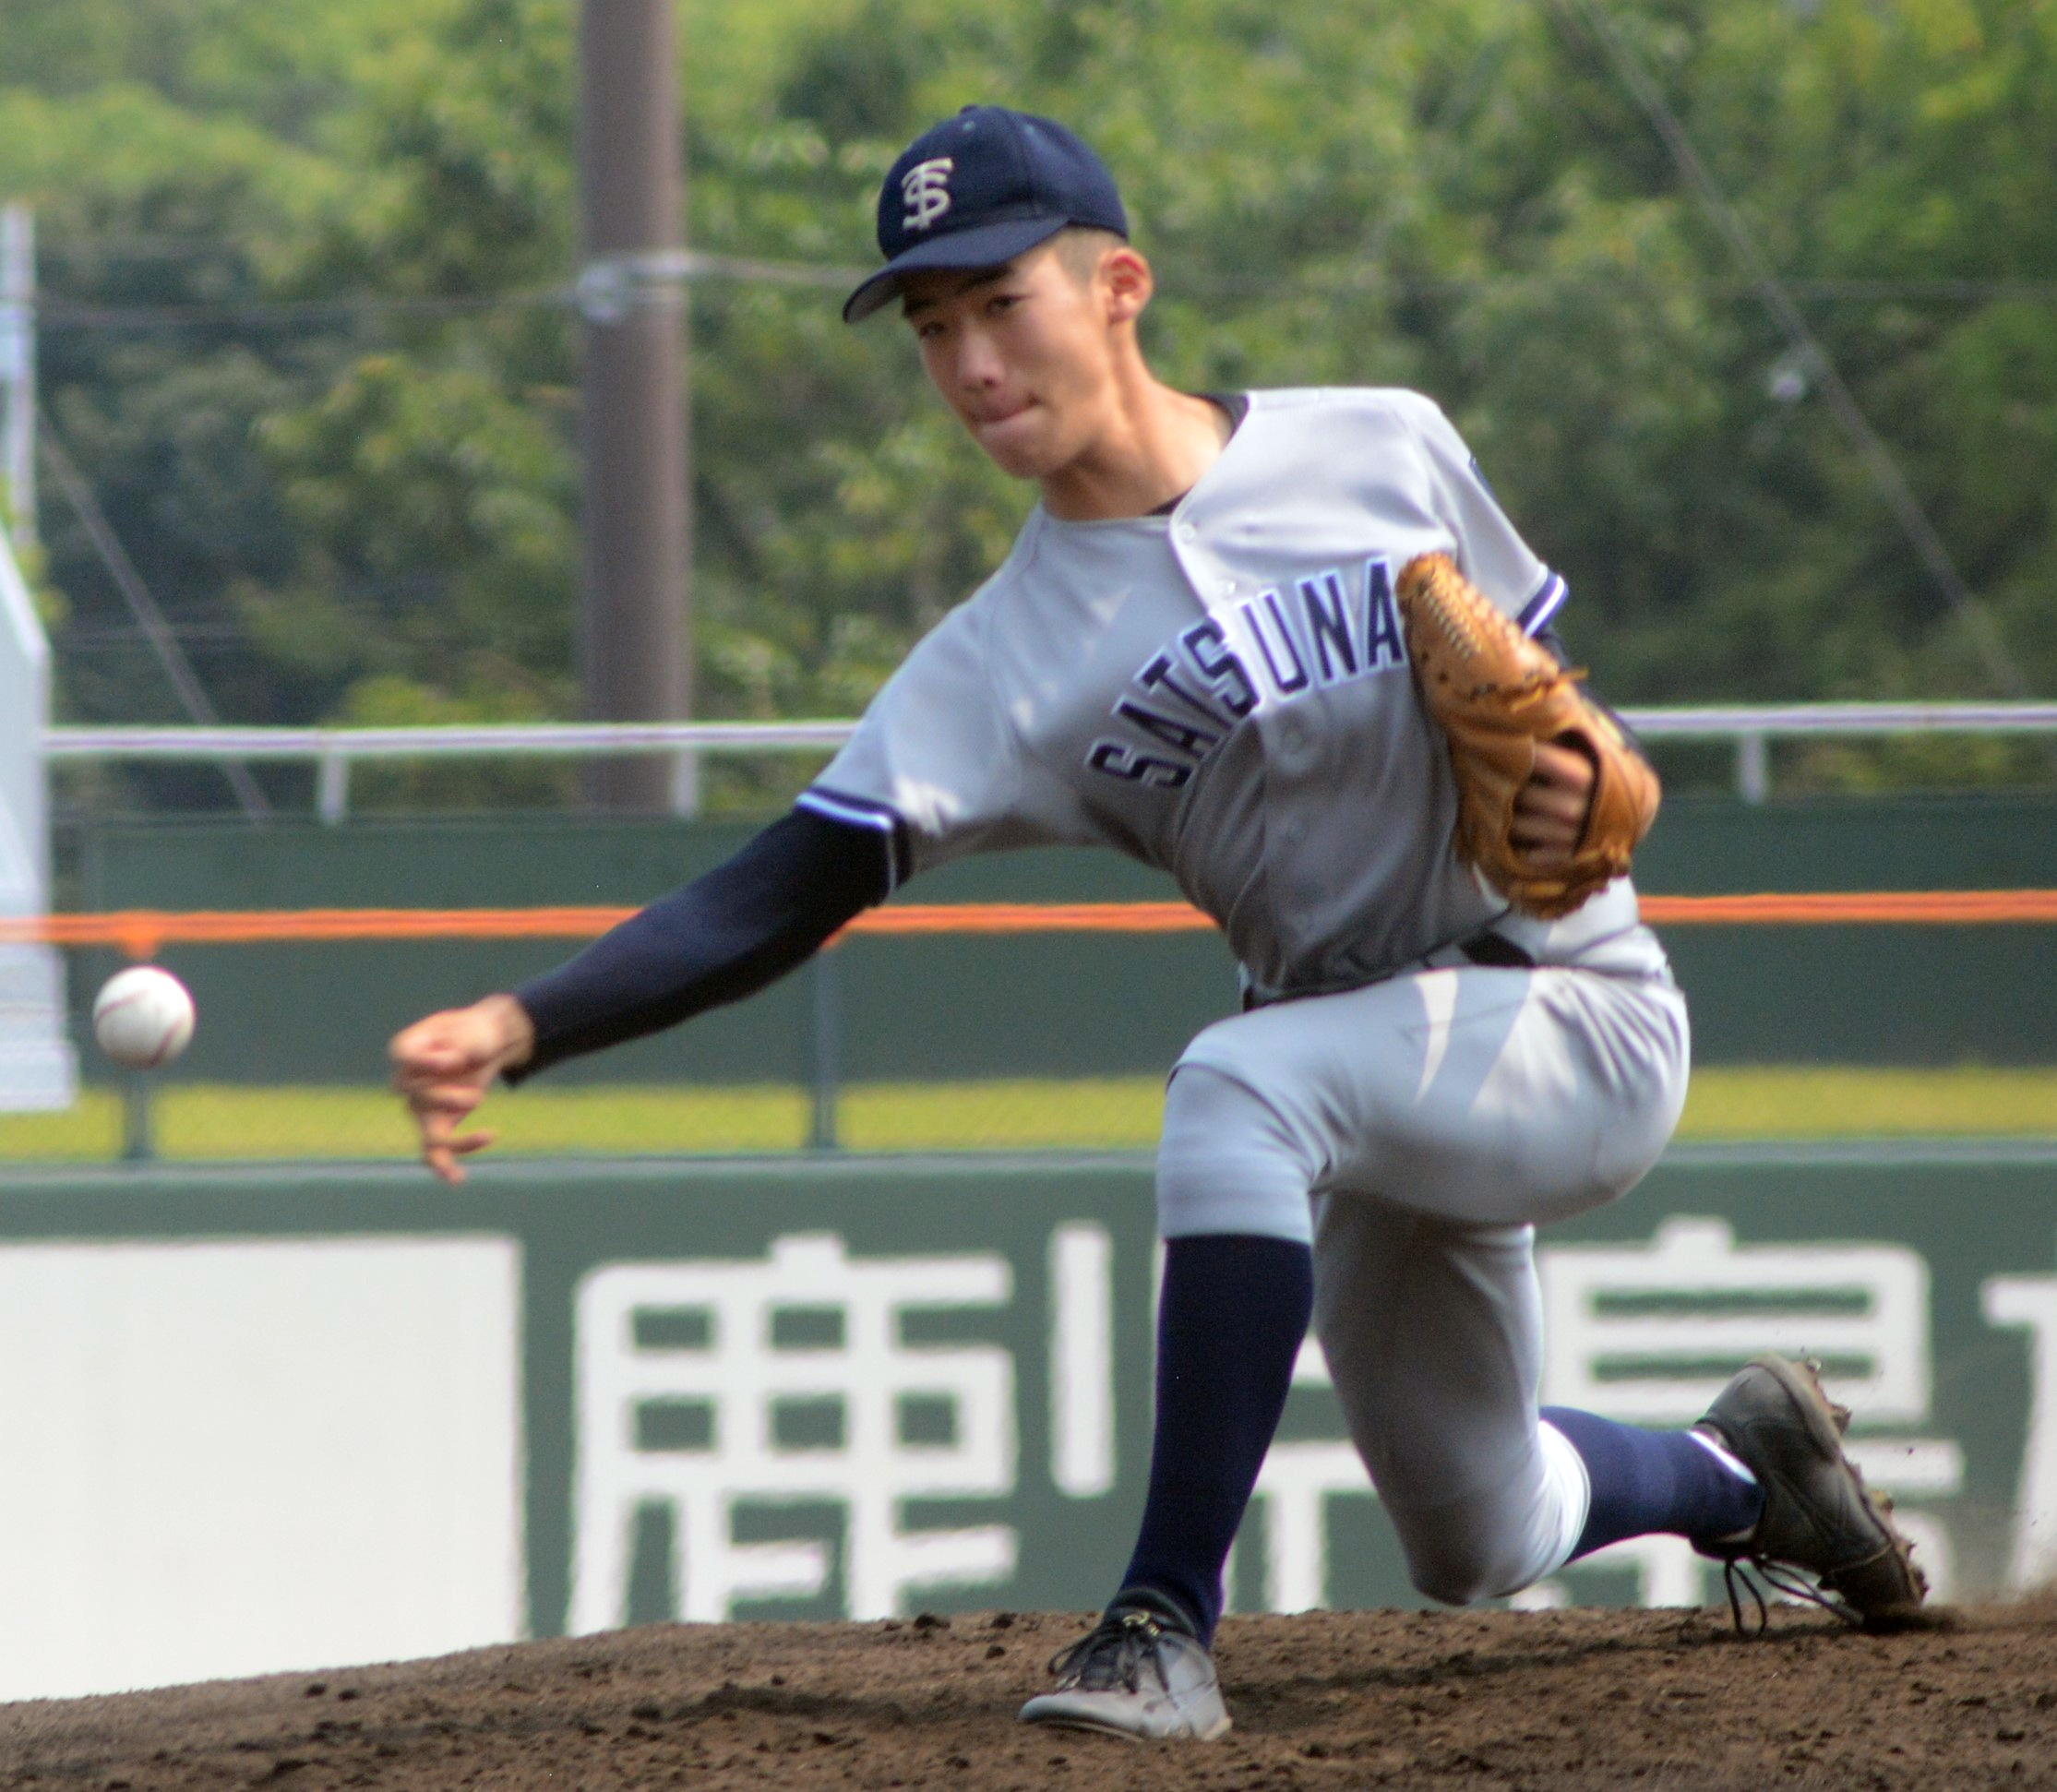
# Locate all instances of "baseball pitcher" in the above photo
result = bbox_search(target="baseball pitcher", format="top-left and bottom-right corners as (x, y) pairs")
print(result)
(391, 106), (1924, 1742)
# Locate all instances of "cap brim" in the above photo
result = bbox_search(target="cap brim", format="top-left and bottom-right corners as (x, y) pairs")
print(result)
(842, 217), (1070, 323)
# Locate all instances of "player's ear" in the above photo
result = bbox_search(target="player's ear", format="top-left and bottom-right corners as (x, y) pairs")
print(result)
(1101, 245), (1152, 325)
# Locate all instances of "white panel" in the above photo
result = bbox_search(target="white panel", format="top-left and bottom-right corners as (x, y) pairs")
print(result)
(0, 1236), (523, 1698)
(1047, 1222), (1114, 1498)
(0, 523), (73, 1110)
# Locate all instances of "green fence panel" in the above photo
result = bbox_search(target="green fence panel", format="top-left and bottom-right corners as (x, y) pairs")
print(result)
(69, 794), (2057, 1080)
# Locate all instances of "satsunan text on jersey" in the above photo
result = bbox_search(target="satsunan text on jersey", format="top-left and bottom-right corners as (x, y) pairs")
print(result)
(1085, 556), (1405, 790)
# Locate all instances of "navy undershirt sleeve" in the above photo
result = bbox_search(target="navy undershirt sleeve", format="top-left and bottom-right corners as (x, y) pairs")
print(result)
(506, 807), (893, 1081)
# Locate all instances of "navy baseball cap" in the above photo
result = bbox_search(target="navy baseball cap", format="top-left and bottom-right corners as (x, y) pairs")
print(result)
(842, 105), (1128, 324)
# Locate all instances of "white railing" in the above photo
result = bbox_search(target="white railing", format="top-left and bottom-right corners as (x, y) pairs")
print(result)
(41, 703), (2057, 822)
(45, 721), (857, 823)
(1623, 702), (2057, 803)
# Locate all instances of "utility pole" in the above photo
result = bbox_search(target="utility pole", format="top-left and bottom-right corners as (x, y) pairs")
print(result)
(1, 206), (34, 551)
(577, 0), (694, 814)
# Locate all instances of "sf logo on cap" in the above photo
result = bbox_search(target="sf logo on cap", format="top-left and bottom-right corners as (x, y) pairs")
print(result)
(900, 158), (954, 232)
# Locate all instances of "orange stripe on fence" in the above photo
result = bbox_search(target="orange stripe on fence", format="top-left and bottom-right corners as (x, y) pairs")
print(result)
(4, 908), (642, 958)
(1641, 890), (2057, 925)
(842, 901), (1216, 937)
(0, 891), (2053, 959)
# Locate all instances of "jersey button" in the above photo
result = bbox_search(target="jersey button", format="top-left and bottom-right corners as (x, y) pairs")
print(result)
(1174, 520), (1197, 543)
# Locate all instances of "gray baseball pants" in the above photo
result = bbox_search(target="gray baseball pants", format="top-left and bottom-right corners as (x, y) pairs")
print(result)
(1155, 954), (1691, 1603)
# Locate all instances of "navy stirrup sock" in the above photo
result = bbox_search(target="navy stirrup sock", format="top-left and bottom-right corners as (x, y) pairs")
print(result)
(1542, 1405), (1765, 1559)
(1118, 1234), (1314, 1645)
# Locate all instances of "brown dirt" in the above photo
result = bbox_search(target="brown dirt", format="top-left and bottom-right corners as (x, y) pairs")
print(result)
(3, 1604), (2054, 1791)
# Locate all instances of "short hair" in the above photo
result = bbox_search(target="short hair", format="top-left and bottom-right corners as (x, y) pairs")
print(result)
(1049, 225), (1128, 285)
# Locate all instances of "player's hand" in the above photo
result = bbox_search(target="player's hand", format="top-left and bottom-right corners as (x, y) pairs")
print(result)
(389, 995), (536, 1185)
(1509, 738), (1597, 870)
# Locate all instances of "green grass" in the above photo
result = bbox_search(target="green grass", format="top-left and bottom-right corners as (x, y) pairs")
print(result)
(4, 1068), (2057, 1164)
(1676, 1066), (2057, 1140)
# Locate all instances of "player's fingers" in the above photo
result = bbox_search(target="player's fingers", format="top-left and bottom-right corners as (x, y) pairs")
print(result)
(416, 1106), (469, 1184)
(1534, 737), (1597, 794)
(1510, 831), (1575, 865)
(389, 1014), (451, 1058)
(1510, 793), (1586, 858)
(423, 1129), (496, 1186)
(407, 1077), (484, 1110)
(404, 1093), (486, 1137)
(419, 1127), (454, 1179)
(1510, 791), (1583, 867)
(391, 1039), (480, 1082)
(390, 1012), (499, 1076)
(1513, 783), (1588, 830)
(397, 1085), (494, 1133)
(1512, 742), (1594, 864)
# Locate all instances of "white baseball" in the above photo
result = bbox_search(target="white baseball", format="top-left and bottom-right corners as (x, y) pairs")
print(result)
(92, 966), (197, 1070)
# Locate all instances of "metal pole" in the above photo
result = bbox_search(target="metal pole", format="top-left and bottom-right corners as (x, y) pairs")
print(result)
(0, 206), (33, 550)
(578, 0), (693, 815)
(317, 747), (350, 825)
(806, 952), (841, 1152)
(121, 1070), (155, 1163)
(1737, 731), (1770, 805)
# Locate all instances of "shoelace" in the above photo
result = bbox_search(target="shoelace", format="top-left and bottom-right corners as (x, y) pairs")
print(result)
(1046, 1609), (1175, 1694)
(1719, 1554), (1861, 1636)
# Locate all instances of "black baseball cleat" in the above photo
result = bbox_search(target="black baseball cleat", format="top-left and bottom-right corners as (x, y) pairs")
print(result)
(1694, 1354), (1928, 1628)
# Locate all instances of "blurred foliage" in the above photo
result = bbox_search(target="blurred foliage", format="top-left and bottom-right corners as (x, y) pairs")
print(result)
(2, 0), (2053, 814)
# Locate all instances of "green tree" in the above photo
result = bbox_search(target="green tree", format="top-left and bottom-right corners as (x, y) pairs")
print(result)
(6, 0), (2053, 814)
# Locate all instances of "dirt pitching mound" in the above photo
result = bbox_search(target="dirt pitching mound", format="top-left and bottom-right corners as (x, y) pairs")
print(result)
(3, 1603), (2054, 1790)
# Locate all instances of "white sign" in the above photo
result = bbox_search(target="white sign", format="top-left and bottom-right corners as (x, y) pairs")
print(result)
(0, 1237), (524, 1699)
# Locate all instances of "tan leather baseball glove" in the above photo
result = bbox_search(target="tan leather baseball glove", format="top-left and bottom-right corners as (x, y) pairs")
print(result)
(1397, 552), (1658, 920)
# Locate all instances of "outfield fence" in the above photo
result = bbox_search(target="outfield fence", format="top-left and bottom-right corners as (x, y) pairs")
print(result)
(6, 890), (2057, 1164)
(10, 1143), (2057, 1689)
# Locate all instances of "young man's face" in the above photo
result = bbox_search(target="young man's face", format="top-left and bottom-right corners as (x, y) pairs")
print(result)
(899, 241), (1123, 484)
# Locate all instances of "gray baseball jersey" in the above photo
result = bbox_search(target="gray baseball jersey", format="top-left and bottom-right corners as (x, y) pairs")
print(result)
(798, 385), (1664, 1003)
